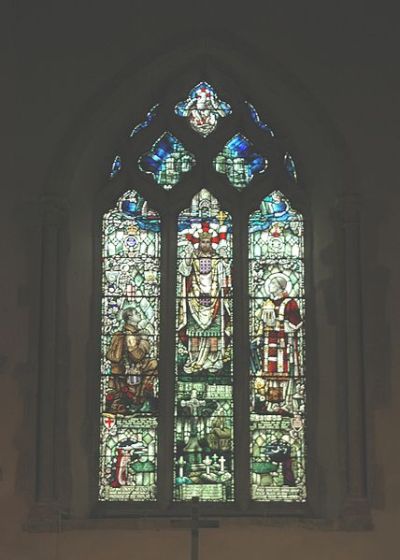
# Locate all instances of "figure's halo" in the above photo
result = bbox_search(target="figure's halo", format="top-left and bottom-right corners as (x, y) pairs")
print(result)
(264, 272), (292, 297)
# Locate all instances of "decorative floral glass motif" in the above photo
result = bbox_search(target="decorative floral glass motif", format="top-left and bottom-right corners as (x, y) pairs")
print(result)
(245, 101), (275, 137)
(174, 189), (234, 502)
(284, 152), (297, 182)
(138, 132), (195, 190)
(175, 82), (231, 137)
(99, 190), (160, 501)
(249, 191), (306, 502)
(130, 104), (159, 138)
(110, 155), (122, 178)
(214, 133), (268, 190)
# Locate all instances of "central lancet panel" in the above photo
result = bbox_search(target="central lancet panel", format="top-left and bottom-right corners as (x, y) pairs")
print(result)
(174, 189), (234, 502)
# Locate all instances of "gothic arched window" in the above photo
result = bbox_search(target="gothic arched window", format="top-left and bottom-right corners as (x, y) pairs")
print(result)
(98, 81), (307, 510)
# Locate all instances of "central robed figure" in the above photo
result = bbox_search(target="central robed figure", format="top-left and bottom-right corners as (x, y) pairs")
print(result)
(177, 219), (232, 374)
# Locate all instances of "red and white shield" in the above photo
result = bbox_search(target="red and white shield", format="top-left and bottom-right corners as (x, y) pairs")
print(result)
(103, 415), (115, 430)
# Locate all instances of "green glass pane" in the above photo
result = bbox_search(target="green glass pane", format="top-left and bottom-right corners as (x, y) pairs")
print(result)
(139, 132), (195, 190)
(249, 191), (306, 502)
(214, 134), (267, 190)
(174, 189), (234, 502)
(99, 189), (160, 502)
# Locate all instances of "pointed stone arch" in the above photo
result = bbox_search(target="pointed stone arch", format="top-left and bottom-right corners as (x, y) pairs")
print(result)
(26, 35), (371, 529)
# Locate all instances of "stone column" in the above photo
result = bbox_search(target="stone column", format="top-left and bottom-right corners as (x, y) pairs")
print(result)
(338, 194), (372, 529)
(26, 196), (68, 532)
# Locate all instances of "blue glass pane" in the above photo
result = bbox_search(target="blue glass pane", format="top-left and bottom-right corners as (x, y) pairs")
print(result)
(249, 191), (299, 233)
(284, 152), (297, 182)
(175, 82), (231, 137)
(110, 155), (122, 178)
(130, 104), (160, 138)
(213, 134), (267, 190)
(138, 132), (195, 190)
(245, 101), (275, 137)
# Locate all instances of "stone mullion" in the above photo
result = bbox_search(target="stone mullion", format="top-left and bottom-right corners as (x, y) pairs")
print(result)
(233, 210), (250, 511)
(158, 208), (177, 508)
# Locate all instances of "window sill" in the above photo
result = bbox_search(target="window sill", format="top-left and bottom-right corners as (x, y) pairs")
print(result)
(25, 500), (373, 532)
(60, 515), (335, 532)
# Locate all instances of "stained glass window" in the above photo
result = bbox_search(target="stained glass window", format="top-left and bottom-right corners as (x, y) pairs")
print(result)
(249, 191), (306, 502)
(175, 82), (231, 137)
(99, 190), (160, 501)
(100, 83), (309, 509)
(138, 132), (195, 190)
(174, 189), (234, 502)
(213, 134), (267, 190)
